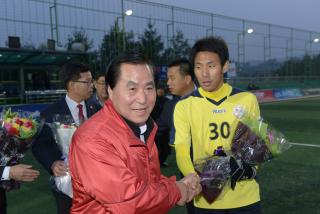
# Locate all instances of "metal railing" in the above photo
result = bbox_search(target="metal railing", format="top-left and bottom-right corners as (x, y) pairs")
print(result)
(25, 89), (66, 104)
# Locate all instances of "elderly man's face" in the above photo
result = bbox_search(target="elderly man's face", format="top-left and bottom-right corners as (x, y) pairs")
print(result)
(94, 76), (108, 101)
(68, 71), (94, 102)
(108, 63), (156, 125)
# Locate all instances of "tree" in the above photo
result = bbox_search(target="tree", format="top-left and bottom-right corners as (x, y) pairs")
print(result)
(66, 29), (93, 52)
(138, 19), (164, 65)
(162, 30), (191, 62)
(99, 20), (139, 70)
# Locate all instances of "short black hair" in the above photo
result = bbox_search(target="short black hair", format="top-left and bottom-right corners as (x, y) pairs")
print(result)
(105, 50), (153, 89)
(190, 36), (229, 67)
(94, 72), (105, 80)
(168, 58), (194, 80)
(60, 62), (90, 89)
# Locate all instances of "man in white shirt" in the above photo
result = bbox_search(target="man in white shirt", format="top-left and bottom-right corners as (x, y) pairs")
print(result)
(32, 62), (100, 214)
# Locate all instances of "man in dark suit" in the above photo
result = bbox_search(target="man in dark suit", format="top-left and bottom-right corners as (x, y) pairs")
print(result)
(88, 73), (108, 107)
(1, 164), (39, 214)
(155, 59), (196, 166)
(155, 59), (196, 214)
(32, 62), (100, 214)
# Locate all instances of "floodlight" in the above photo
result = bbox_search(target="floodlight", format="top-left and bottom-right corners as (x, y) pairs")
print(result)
(247, 28), (254, 34)
(125, 9), (133, 16)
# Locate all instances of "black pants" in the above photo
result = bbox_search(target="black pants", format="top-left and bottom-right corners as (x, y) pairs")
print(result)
(156, 134), (171, 165)
(0, 188), (6, 214)
(194, 202), (262, 214)
(186, 200), (195, 214)
(52, 190), (72, 214)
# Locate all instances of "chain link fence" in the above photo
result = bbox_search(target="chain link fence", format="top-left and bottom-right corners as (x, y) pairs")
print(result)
(1, 0), (320, 92)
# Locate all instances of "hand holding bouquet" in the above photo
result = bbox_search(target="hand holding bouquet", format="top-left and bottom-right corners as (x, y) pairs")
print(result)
(0, 108), (43, 190)
(193, 105), (291, 202)
(231, 113), (291, 166)
(194, 156), (231, 203)
(51, 115), (77, 158)
(50, 114), (77, 198)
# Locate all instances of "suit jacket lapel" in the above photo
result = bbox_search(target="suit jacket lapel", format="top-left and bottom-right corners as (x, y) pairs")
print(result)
(56, 98), (75, 124)
(60, 99), (72, 115)
(85, 101), (99, 117)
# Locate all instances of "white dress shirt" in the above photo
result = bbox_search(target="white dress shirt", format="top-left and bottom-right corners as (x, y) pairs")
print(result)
(65, 95), (88, 126)
(139, 124), (147, 144)
(1, 166), (10, 180)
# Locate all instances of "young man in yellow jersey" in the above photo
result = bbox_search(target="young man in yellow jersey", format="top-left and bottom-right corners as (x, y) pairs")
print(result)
(173, 36), (262, 213)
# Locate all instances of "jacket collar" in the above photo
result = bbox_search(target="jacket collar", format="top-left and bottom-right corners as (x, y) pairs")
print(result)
(103, 100), (157, 148)
(123, 117), (154, 145)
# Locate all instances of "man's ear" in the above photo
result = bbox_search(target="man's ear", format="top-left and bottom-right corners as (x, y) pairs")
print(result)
(107, 86), (113, 100)
(66, 81), (73, 92)
(222, 61), (230, 74)
(184, 75), (192, 84)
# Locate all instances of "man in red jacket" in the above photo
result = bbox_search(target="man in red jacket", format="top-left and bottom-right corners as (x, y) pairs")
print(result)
(69, 50), (201, 214)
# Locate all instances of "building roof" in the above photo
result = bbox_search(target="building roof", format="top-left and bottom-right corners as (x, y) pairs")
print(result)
(0, 48), (90, 66)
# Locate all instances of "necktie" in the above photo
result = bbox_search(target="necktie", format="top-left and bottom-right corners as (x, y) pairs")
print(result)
(77, 104), (85, 125)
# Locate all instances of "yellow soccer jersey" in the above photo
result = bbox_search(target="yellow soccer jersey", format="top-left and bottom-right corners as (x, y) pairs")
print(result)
(173, 83), (261, 209)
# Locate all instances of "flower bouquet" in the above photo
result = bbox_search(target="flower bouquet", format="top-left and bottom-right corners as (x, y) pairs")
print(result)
(194, 156), (231, 203)
(0, 108), (43, 190)
(231, 107), (291, 166)
(50, 114), (77, 198)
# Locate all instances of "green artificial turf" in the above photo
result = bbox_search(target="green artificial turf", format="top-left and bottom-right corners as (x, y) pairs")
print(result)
(7, 97), (320, 213)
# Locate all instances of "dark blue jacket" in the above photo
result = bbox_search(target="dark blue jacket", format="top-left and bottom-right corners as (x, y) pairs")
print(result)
(155, 96), (180, 145)
(32, 97), (100, 174)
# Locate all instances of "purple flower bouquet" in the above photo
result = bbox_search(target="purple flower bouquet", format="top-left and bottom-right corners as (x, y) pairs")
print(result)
(194, 156), (231, 203)
(231, 116), (291, 166)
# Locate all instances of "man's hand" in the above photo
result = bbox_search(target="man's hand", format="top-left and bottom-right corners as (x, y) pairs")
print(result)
(9, 164), (40, 182)
(51, 160), (68, 176)
(181, 173), (202, 202)
(176, 180), (188, 206)
(176, 173), (202, 206)
(230, 157), (256, 190)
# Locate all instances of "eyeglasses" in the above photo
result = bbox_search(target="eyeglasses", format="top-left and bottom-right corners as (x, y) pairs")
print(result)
(95, 81), (105, 85)
(72, 79), (94, 86)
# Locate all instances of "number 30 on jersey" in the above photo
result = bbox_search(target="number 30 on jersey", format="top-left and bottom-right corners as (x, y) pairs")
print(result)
(209, 122), (230, 140)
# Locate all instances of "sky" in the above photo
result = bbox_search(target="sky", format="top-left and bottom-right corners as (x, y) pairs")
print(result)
(146, 0), (320, 33)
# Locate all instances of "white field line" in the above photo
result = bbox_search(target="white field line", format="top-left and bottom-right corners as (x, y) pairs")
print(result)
(290, 142), (320, 148)
(260, 94), (320, 104)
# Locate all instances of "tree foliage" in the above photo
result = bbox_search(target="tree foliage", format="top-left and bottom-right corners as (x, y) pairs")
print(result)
(66, 29), (93, 52)
(162, 30), (191, 62)
(99, 20), (139, 70)
(276, 54), (320, 76)
(138, 19), (164, 65)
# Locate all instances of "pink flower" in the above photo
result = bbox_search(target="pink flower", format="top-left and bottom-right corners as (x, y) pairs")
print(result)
(7, 125), (19, 136)
(14, 118), (23, 126)
(23, 121), (33, 128)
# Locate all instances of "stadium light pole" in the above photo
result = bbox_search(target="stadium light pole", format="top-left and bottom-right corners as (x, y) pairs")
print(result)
(206, 28), (213, 36)
(312, 37), (320, 75)
(304, 36), (320, 57)
(237, 28), (254, 72)
(166, 7), (175, 49)
(304, 36), (320, 76)
(117, 3), (133, 51)
(206, 14), (214, 36)
(166, 23), (172, 47)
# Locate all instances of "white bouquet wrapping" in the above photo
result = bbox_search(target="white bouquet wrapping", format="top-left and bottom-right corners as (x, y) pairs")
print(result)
(50, 114), (77, 198)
